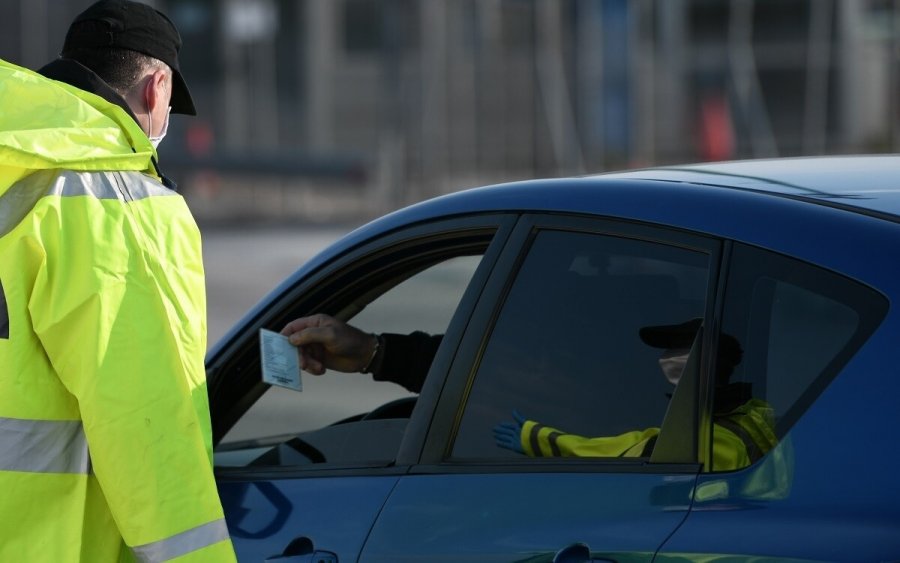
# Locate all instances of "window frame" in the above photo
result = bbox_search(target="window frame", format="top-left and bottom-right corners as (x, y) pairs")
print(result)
(416, 213), (724, 473)
(703, 240), (890, 471)
(208, 213), (518, 475)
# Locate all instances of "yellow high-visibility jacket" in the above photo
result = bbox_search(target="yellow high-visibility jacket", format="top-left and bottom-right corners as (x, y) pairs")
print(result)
(521, 399), (778, 471)
(0, 59), (235, 561)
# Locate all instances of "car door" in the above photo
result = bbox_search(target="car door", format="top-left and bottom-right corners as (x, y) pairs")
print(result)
(358, 215), (722, 562)
(208, 215), (517, 562)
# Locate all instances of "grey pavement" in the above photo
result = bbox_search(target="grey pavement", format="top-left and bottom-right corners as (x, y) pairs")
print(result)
(201, 222), (417, 444)
(202, 224), (351, 347)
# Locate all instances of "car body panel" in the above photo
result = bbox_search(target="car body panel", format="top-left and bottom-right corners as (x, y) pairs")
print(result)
(657, 320), (900, 561)
(605, 154), (900, 218)
(218, 474), (400, 561)
(209, 156), (900, 561)
(358, 472), (695, 563)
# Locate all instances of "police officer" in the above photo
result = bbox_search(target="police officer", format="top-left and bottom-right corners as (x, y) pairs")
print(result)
(0, 1), (236, 560)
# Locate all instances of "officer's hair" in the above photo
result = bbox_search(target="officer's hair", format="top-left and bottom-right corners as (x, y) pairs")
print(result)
(61, 47), (169, 97)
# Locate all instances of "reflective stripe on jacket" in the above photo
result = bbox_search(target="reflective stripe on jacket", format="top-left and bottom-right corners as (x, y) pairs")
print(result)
(0, 59), (235, 561)
(521, 398), (777, 471)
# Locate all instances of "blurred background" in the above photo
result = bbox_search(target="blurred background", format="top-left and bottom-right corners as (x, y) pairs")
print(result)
(5, 0), (900, 224)
(4, 0), (900, 342)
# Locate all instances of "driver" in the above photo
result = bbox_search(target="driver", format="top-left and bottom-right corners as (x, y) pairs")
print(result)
(280, 315), (776, 470)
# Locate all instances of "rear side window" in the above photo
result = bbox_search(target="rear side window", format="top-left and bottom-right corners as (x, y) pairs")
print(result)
(711, 243), (887, 471)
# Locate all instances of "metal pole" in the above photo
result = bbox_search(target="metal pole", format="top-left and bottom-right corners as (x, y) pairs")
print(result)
(535, 0), (585, 175)
(655, 0), (687, 163)
(476, 0), (504, 178)
(728, 0), (779, 157)
(221, 1), (247, 150)
(20, 0), (49, 68)
(576, 0), (604, 170)
(632, 0), (656, 166)
(893, 0), (900, 151)
(420, 0), (448, 200)
(803, 0), (833, 155)
(252, 34), (280, 149)
(306, 0), (336, 151)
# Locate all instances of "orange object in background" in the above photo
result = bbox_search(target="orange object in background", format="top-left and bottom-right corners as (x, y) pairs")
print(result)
(186, 120), (215, 157)
(698, 94), (735, 161)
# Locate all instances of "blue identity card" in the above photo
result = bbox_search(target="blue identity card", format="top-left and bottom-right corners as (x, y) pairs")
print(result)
(259, 328), (303, 391)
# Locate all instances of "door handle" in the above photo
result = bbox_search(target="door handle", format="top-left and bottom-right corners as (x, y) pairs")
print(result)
(553, 542), (615, 563)
(264, 536), (338, 562)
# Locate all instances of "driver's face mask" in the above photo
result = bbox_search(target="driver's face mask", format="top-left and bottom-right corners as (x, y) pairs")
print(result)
(658, 348), (691, 386)
(147, 106), (172, 149)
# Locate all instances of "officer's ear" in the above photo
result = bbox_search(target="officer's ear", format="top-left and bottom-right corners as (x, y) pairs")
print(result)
(142, 69), (171, 113)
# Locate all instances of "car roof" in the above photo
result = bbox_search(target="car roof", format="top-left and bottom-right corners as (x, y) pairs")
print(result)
(362, 155), (900, 231)
(209, 155), (900, 359)
(333, 155), (900, 256)
(598, 154), (900, 219)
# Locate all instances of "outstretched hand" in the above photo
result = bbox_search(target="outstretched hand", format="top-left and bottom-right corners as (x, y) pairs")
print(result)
(281, 314), (376, 375)
(492, 410), (526, 454)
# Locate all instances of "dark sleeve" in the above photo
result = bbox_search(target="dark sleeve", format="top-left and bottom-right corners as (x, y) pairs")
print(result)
(372, 331), (443, 393)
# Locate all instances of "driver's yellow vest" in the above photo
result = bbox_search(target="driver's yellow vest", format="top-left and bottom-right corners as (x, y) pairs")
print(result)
(0, 59), (235, 561)
(522, 399), (777, 471)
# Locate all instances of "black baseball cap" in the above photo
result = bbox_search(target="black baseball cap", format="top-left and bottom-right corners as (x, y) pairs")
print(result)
(61, 0), (196, 115)
(640, 318), (743, 366)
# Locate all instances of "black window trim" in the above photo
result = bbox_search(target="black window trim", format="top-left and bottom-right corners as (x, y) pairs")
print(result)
(209, 213), (518, 463)
(718, 241), (890, 445)
(420, 212), (723, 472)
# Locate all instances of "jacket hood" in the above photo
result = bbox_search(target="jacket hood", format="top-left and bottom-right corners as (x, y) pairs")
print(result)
(0, 58), (155, 195)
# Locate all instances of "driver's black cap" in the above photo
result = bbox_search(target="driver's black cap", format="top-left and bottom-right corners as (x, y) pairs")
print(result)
(640, 318), (743, 366)
(61, 0), (196, 115)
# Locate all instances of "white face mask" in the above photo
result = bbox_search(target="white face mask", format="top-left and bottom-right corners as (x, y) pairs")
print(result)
(148, 106), (171, 149)
(658, 348), (691, 385)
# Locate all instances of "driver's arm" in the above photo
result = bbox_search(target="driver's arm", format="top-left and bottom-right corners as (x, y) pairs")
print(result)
(372, 332), (443, 393)
(282, 315), (443, 393)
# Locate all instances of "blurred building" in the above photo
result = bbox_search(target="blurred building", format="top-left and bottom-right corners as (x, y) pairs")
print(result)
(3, 0), (899, 220)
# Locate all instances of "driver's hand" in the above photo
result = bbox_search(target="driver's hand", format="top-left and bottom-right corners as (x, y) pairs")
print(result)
(281, 314), (377, 375)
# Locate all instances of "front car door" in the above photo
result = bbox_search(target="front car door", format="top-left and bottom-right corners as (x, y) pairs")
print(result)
(208, 214), (515, 561)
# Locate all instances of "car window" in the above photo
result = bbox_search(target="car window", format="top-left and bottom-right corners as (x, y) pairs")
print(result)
(451, 229), (711, 461)
(710, 243), (887, 471)
(215, 252), (485, 467)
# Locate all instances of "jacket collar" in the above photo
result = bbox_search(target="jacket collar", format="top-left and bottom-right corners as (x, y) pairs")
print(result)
(38, 58), (139, 124)
(36, 58), (177, 191)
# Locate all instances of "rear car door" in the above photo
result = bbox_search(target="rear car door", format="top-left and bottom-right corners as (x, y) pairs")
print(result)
(656, 241), (894, 561)
(358, 215), (722, 562)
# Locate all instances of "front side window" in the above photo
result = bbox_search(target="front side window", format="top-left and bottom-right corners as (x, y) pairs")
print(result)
(451, 229), (712, 461)
(214, 234), (490, 468)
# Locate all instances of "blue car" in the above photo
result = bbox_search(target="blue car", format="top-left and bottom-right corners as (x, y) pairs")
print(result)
(207, 155), (900, 562)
